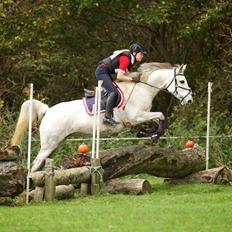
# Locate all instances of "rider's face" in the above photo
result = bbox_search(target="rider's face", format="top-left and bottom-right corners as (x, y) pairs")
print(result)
(135, 52), (144, 63)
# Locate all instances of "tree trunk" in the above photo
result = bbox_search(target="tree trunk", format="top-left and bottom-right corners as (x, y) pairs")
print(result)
(164, 166), (232, 184)
(100, 144), (205, 180)
(0, 161), (27, 197)
(106, 178), (151, 195)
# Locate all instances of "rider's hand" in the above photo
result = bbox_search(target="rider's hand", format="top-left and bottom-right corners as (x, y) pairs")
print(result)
(131, 73), (141, 83)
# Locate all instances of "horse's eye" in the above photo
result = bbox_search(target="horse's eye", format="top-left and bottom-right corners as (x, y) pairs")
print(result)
(180, 80), (185, 84)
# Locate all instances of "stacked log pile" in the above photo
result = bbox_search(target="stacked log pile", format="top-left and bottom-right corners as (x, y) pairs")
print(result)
(29, 144), (231, 201)
(0, 145), (27, 197)
(1, 144), (231, 203)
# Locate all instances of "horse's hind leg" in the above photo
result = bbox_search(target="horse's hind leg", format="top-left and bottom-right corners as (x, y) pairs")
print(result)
(31, 146), (55, 172)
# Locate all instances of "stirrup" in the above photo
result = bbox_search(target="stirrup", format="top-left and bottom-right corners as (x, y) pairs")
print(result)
(103, 117), (120, 125)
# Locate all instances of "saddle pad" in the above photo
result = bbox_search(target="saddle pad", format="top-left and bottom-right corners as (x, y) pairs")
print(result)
(83, 82), (124, 115)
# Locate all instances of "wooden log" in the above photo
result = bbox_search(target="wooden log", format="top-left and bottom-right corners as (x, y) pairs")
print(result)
(29, 187), (44, 202)
(80, 183), (91, 196)
(100, 144), (206, 180)
(55, 185), (75, 200)
(34, 187), (44, 202)
(55, 166), (91, 186)
(44, 159), (55, 201)
(30, 185), (75, 201)
(164, 166), (232, 184)
(30, 171), (45, 187)
(0, 161), (27, 197)
(30, 166), (91, 187)
(0, 145), (21, 161)
(106, 178), (152, 195)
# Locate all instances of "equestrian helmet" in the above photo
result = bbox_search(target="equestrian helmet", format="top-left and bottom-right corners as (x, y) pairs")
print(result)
(130, 43), (146, 54)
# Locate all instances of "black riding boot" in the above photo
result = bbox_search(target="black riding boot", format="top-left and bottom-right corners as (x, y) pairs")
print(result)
(103, 92), (119, 125)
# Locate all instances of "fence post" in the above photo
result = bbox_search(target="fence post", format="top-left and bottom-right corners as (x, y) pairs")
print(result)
(44, 159), (55, 201)
(206, 82), (213, 170)
(26, 83), (33, 204)
(91, 80), (104, 195)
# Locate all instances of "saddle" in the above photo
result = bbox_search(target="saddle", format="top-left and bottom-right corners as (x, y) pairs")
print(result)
(82, 83), (124, 115)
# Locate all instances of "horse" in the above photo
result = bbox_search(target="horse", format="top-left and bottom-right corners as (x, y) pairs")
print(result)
(11, 63), (193, 172)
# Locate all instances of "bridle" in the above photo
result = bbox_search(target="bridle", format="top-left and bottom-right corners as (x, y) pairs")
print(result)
(139, 68), (192, 103)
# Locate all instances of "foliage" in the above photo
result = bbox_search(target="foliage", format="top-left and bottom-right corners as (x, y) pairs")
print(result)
(0, 0), (231, 165)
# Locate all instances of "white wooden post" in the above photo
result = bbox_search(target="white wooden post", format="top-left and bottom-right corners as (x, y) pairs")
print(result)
(26, 83), (33, 204)
(91, 81), (104, 195)
(206, 82), (213, 170)
(91, 92), (98, 159)
(96, 81), (103, 159)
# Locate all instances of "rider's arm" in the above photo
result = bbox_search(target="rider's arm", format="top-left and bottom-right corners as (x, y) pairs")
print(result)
(116, 55), (133, 82)
(116, 70), (133, 81)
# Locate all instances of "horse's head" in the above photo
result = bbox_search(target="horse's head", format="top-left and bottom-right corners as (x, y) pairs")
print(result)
(138, 62), (193, 105)
(165, 64), (193, 105)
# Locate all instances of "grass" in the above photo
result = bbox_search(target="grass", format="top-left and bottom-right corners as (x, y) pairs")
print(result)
(0, 176), (232, 232)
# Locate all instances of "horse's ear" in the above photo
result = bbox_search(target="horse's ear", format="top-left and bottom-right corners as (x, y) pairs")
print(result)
(177, 64), (183, 73)
(178, 64), (187, 73)
(182, 64), (187, 72)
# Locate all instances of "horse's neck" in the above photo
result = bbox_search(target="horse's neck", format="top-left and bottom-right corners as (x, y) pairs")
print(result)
(117, 69), (173, 108)
(147, 69), (173, 90)
(118, 82), (159, 108)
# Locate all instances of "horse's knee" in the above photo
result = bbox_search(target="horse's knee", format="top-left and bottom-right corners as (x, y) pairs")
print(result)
(159, 113), (165, 121)
(31, 147), (54, 172)
(31, 157), (45, 172)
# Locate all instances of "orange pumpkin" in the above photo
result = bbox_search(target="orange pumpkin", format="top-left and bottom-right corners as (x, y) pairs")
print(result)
(78, 143), (89, 154)
(185, 140), (195, 148)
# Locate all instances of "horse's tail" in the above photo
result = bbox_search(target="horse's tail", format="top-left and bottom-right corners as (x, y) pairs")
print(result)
(11, 99), (49, 145)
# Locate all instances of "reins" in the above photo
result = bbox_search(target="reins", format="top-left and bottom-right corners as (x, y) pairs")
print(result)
(122, 82), (137, 110)
(139, 81), (170, 93)
(123, 68), (192, 109)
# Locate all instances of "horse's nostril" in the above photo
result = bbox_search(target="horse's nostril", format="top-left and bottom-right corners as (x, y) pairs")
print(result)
(188, 99), (192, 104)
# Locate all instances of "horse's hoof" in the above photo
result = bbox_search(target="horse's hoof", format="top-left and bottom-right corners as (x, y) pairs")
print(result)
(151, 134), (160, 142)
(136, 131), (147, 138)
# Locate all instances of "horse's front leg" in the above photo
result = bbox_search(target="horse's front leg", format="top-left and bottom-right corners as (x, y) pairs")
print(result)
(133, 111), (166, 140)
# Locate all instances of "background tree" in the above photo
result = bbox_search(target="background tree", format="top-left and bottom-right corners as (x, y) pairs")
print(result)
(0, 0), (231, 165)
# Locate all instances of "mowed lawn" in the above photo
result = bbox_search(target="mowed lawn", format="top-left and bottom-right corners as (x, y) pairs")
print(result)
(0, 176), (232, 232)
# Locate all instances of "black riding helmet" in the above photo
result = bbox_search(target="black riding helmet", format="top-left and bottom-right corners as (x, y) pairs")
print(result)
(130, 43), (147, 54)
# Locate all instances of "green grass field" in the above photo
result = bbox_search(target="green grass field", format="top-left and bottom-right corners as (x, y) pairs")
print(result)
(0, 176), (232, 232)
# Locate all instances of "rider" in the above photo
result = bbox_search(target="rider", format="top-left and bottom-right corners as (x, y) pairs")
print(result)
(95, 42), (146, 125)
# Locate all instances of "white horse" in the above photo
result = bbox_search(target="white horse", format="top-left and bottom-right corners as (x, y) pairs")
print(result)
(11, 63), (193, 172)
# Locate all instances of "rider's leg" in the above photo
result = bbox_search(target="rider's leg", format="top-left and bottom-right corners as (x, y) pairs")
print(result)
(95, 66), (119, 125)
(103, 91), (119, 125)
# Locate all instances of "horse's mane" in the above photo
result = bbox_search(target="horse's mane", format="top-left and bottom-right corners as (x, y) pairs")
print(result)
(137, 62), (175, 82)
(138, 62), (174, 75)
